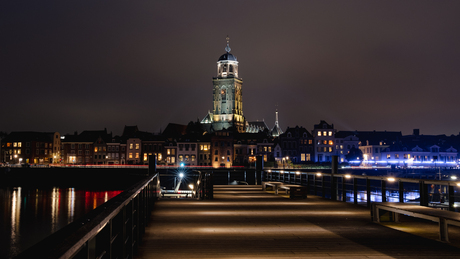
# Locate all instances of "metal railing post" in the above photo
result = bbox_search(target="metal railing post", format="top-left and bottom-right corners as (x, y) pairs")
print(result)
(313, 174), (317, 195)
(330, 175), (337, 201)
(331, 156), (338, 201)
(256, 156), (263, 185)
(148, 155), (156, 176)
(321, 175), (325, 198)
(448, 185), (455, 211)
(399, 180), (404, 203)
(381, 180), (387, 202)
(366, 178), (371, 208)
(419, 181), (428, 206)
(342, 176), (346, 202)
(353, 178), (358, 205)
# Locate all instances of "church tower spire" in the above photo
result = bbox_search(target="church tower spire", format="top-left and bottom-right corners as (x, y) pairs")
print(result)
(271, 108), (283, 137)
(210, 36), (245, 132)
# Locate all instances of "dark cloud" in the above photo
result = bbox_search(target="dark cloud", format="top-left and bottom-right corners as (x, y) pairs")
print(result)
(2, 0), (460, 135)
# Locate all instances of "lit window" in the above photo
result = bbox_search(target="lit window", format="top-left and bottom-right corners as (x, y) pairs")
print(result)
(204, 145), (208, 151)
(94, 147), (98, 152)
(318, 132), (322, 136)
(323, 131), (327, 136)
(191, 155), (196, 161)
(129, 144), (133, 150)
(135, 153), (139, 159)
(167, 149), (171, 155)
(13, 142), (17, 147)
(18, 142), (22, 147)
(171, 157), (175, 163)
(329, 147), (332, 152)
(144, 154), (148, 161)
(329, 140), (333, 145)
(135, 144), (139, 150)
(129, 153), (133, 158)
(179, 155), (183, 161)
(328, 131), (333, 136)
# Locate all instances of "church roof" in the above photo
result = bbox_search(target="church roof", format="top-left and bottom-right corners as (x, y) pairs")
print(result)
(271, 124), (283, 137)
(218, 53), (237, 62)
(218, 36), (237, 61)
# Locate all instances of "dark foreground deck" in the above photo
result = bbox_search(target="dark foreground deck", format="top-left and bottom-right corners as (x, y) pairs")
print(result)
(137, 185), (460, 258)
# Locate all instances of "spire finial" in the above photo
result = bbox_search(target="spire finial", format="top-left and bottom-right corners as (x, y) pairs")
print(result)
(225, 35), (231, 53)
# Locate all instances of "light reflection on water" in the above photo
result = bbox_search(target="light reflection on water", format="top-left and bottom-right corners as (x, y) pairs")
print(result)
(0, 187), (122, 259)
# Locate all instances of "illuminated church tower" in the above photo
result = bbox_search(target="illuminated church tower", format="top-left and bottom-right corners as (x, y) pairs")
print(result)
(202, 37), (245, 132)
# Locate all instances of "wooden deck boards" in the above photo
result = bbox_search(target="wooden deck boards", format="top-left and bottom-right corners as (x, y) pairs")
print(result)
(136, 185), (460, 258)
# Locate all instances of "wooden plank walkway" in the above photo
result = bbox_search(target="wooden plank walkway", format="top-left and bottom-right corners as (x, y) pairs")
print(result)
(136, 185), (460, 258)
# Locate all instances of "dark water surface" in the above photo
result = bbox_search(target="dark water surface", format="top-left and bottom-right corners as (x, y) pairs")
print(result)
(0, 187), (122, 258)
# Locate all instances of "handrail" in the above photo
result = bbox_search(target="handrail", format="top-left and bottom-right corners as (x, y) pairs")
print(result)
(264, 169), (460, 211)
(266, 169), (459, 186)
(16, 173), (159, 259)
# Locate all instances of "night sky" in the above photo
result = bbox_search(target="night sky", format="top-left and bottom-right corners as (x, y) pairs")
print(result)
(2, 1), (460, 136)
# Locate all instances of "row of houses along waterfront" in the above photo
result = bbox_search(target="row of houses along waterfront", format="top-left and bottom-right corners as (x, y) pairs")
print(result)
(2, 39), (460, 168)
(2, 122), (460, 168)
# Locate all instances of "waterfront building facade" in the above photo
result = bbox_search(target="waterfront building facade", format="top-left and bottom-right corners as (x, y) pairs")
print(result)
(1, 131), (60, 165)
(312, 121), (336, 162)
(211, 130), (234, 167)
(279, 126), (314, 164)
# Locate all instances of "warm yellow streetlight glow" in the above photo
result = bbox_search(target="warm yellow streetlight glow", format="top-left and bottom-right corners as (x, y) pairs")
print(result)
(345, 174), (351, 179)
(189, 184), (194, 190)
(387, 177), (396, 182)
(296, 171), (300, 175)
(316, 173), (322, 177)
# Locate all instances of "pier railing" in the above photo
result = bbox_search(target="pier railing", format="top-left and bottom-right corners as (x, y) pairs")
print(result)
(264, 169), (460, 212)
(16, 173), (160, 259)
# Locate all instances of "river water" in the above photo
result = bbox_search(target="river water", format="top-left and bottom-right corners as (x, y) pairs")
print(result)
(0, 187), (122, 259)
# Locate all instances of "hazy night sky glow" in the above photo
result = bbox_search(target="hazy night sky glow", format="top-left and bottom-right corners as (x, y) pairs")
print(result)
(2, 1), (460, 136)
